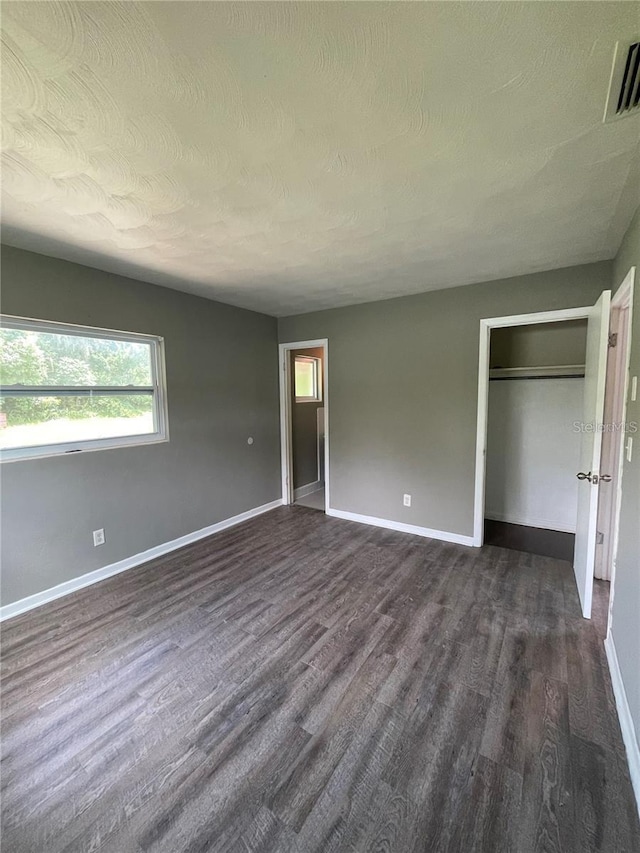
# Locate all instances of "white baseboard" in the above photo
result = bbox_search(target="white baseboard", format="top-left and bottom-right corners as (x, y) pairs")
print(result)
(326, 508), (475, 547)
(485, 510), (576, 535)
(294, 481), (323, 500)
(0, 499), (282, 622)
(604, 634), (640, 817)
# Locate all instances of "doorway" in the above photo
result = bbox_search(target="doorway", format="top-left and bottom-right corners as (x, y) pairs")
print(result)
(595, 269), (635, 635)
(474, 293), (612, 619)
(474, 276), (635, 621)
(279, 339), (329, 512)
(483, 318), (587, 562)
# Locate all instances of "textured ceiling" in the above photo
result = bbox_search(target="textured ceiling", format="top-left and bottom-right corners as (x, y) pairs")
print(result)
(1, 1), (639, 316)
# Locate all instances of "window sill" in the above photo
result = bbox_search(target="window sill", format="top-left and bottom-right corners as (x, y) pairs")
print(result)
(0, 434), (169, 463)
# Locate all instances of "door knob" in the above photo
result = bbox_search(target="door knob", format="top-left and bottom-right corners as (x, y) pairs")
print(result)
(576, 472), (612, 484)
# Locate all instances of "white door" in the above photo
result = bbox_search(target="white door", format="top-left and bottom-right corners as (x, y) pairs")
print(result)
(573, 290), (611, 618)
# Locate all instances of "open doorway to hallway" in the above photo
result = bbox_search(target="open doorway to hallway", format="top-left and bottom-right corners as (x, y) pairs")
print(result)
(279, 339), (329, 513)
(291, 347), (325, 511)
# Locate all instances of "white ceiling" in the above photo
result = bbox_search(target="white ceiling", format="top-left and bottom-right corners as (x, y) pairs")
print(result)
(2, 2), (639, 316)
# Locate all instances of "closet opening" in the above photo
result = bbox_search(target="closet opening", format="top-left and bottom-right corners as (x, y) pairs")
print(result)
(483, 318), (588, 561)
(475, 281), (634, 623)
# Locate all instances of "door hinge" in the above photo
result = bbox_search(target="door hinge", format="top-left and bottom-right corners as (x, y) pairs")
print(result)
(608, 332), (618, 348)
(596, 531), (604, 545)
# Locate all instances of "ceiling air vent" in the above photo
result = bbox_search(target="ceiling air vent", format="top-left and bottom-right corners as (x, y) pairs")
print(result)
(604, 40), (640, 122)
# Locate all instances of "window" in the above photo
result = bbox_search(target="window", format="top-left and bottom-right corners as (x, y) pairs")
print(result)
(0, 316), (168, 461)
(294, 355), (322, 402)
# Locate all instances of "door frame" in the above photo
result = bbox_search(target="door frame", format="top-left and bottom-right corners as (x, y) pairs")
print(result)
(598, 267), (635, 633)
(473, 305), (592, 547)
(278, 339), (329, 510)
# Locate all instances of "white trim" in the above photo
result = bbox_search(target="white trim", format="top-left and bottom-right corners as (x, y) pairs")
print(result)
(610, 263), (634, 321)
(1, 313), (165, 343)
(604, 634), (640, 816)
(604, 267), (635, 630)
(485, 511), (576, 535)
(279, 344), (293, 505)
(294, 480), (322, 500)
(473, 305), (592, 547)
(279, 339), (329, 512)
(479, 306), (592, 329)
(0, 499), (282, 622)
(326, 507), (475, 546)
(0, 433), (170, 464)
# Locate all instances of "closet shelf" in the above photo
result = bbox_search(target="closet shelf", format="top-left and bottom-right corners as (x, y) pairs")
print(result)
(489, 364), (585, 380)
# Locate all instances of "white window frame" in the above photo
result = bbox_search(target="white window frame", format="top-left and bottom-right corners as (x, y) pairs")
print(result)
(0, 315), (169, 462)
(294, 355), (322, 403)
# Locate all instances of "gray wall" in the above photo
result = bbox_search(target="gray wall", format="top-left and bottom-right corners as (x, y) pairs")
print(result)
(1, 246), (281, 606)
(291, 347), (324, 489)
(490, 319), (587, 369)
(279, 261), (611, 536)
(610, 206), (640, 748)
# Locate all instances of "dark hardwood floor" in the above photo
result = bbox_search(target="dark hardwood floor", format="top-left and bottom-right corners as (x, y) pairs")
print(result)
(2, 507), (638, 853)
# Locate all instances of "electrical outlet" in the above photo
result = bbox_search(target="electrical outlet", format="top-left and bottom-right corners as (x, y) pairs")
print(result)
(631, 376), (638, 402)
(626, 437), (633, 463)
(403, 494), (411, 507)
(93, 528), (105, 547)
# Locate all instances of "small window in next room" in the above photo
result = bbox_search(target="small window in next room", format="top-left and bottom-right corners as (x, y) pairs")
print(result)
(294, 355), (322, 402)
(0, 316), (169, 462)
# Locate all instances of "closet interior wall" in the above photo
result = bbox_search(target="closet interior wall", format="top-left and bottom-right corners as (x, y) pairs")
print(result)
(485, 320), (588, 545)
